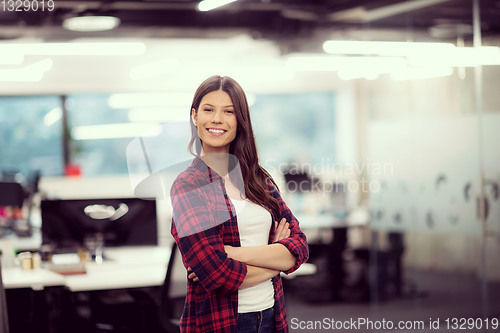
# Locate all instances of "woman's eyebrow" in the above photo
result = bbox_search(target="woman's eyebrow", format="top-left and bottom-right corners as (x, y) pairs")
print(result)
(202, 103), (234, 108)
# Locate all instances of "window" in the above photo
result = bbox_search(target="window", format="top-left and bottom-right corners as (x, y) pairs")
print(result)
(251, 91), (336, 172)
(0, 96), (63, 178)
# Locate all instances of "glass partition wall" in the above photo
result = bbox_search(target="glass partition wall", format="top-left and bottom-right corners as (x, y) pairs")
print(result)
(364, 0), (500, 328)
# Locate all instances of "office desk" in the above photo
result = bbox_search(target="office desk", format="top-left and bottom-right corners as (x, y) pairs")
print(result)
(65, 246), (170, 292)
(2, 267), (65, 290)
(3, 246), (172, 333)
(2, 246), (170, 291)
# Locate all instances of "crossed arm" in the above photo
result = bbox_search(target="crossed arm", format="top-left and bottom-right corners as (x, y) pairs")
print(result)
(188, 218), (295, 289)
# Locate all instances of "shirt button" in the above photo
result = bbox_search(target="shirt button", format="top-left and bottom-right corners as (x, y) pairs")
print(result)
(233, 232), (237, 236)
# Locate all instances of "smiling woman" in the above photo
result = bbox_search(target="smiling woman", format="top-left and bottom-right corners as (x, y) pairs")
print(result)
(169, 75), (309, 333)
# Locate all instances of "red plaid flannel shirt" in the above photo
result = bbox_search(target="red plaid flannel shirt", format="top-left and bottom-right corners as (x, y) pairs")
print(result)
(171, 157), (309, 332)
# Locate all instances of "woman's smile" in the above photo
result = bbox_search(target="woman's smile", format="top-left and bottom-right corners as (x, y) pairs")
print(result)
(207, 128), (227, 136)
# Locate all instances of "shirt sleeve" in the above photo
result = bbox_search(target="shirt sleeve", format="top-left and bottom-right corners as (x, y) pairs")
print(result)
(269, 182), (310, 275)
(170, 177), (247, 294)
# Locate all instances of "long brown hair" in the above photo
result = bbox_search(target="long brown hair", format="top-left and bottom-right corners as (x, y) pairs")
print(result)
(188, 75), (281, 219)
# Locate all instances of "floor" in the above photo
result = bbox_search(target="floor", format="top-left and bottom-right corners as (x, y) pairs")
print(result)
(284, 268), (500, 333)
(6, 267), (500, 333)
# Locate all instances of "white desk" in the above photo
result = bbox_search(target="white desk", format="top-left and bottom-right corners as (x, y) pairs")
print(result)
(2, 246), (171, 292)
(64, 246), (170, 292)
(2, 267), (66, 290)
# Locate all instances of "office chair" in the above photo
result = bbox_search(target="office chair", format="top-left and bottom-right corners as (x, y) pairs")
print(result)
(0, 182), (25, 208)
(0, 254), (10, 333)
(0, 181), (32, 238)
(156, 241), (186, 333)
(85, 241), (185, 333)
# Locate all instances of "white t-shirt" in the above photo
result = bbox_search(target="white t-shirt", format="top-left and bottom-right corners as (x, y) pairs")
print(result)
(230, 198), (275, 313)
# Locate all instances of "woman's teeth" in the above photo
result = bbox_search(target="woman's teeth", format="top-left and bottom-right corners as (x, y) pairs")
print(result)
(208, 129), (225, 134)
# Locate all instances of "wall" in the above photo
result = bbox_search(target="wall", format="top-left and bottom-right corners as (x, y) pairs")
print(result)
(358, 66), (500, 281)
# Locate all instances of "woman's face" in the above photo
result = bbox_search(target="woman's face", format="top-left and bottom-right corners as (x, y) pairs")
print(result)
(192, 89), (237, 154)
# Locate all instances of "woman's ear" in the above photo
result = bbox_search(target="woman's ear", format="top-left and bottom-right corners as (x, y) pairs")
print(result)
(191, 108), (197, 126)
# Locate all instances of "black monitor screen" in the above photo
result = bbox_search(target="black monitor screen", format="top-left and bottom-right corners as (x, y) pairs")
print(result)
(41, 198), (157, 250)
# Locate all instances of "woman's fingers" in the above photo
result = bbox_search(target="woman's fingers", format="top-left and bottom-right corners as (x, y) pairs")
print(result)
(274, 218), (291, 242)
(273, 218), (284, 242)
(187, 267), (199, 282)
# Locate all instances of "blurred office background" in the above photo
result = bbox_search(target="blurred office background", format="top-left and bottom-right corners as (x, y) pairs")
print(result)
(1, 0), (500, 332)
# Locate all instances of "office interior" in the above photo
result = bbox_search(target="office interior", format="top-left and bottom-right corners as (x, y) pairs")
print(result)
(1, 0), (500, 332)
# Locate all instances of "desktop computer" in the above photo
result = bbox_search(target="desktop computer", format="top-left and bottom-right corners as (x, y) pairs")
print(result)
(41, 198), (158, 256)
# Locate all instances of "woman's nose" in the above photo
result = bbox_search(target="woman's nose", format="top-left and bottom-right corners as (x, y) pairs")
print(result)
(211, 110), (222, 123)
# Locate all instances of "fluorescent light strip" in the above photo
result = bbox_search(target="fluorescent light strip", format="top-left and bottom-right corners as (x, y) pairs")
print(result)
(0, 42), (146, 56)
(72, 123), (162, 140)
(198, 0), (238, 11)
(323, 40), (455, 57)
(408, 46), (500, 67)
(63, 16), (120, 32)
(0, 59), (53, 82)
(287, 55), (407, 72)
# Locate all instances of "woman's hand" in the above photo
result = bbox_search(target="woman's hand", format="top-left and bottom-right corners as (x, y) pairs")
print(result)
(273, 218), (290, 243)
(187, 267), (199, 282)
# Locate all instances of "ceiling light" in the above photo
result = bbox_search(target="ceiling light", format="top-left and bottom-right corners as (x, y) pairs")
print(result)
(408, 46), (500, 67)
(323, 40), (455, 57)
(0, 59), (53, 82)
(0, 42), (146, 56)
(198, 0), (238, 11)
(63, 16), (121, 32)
(286, 55), (407, 72)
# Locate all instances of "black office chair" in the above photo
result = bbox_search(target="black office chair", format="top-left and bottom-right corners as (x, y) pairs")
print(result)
(156, 241), (186, 333)
(0, 181), (32, 238)
(85, 241), (185, 333)
(0, 254), (10, 333)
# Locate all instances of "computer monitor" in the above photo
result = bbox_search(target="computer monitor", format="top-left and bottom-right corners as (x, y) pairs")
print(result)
(41, 198), (158, 252)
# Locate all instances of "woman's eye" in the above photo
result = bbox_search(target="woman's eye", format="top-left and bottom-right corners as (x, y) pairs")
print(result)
(204, 108), (212, 112)
(225, 110), (234, 114)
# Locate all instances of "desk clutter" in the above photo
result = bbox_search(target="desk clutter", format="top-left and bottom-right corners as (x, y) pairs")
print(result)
(44, 253), (87, 276)
(0, 194), (188, 333)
